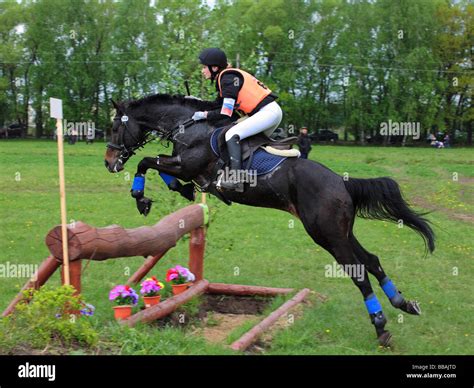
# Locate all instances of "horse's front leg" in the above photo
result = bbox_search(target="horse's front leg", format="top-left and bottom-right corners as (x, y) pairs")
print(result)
(132, 156), (185, 196)
(155, 155), (196, 201)
(131, 156), (192, 216)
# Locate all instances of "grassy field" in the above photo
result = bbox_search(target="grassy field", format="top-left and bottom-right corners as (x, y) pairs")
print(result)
(0, 140), (473, 355)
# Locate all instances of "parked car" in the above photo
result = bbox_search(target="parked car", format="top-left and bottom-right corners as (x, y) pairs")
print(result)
(309, 129), (339, 142)
(94, 129), (105, 139)
(0, 123), (26, 139)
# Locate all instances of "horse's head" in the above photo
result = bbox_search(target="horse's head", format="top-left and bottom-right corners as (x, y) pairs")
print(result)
(104, 93), (235, 174)
(104, 100), (144, 173)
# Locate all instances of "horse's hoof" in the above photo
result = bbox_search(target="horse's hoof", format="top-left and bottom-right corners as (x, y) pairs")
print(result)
(378, 331), (393, 347)
(401, 300), (421, 315)
(136, 197), (153, 216)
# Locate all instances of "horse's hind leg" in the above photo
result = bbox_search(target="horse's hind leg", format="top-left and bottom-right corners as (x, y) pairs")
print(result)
(297, 199), (392, 346)
(350, 234), (421, 315)
(287, 161), (391, 345)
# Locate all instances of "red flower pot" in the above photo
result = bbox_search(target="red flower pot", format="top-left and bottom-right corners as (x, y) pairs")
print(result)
(172, 283), (191, 295)
(143, 295), (161, 308)
(113, 305), (132, 320)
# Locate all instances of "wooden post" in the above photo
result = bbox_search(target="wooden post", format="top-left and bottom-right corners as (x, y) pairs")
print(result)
(50, 97), (70, 285)
(189, 200), (207, 281)
(61, 260), (82, 294)
(230, 288), (311, 351)
(206, 283), (294, 297)
(126, 251), (169, 285)
(189, 227), (205, 282)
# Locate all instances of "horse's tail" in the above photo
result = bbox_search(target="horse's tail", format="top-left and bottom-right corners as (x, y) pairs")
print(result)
(344, 177), (435, 253)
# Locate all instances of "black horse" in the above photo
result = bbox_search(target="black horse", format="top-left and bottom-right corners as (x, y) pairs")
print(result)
(104, 94), (435, 346)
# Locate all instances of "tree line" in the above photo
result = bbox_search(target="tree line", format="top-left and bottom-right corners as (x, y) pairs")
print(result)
(0, 0), (472, 144)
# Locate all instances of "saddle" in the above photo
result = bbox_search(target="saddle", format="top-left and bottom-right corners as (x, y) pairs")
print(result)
(201, 124), (297, 204)
(216, 124), (298, 165)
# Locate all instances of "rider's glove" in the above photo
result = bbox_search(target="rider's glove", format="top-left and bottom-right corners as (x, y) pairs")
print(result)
(184, 95), (202, 101)
(192, 111), (208, 121)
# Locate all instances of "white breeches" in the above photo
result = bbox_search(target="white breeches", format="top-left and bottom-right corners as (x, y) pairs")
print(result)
(225, 101), (283, 141)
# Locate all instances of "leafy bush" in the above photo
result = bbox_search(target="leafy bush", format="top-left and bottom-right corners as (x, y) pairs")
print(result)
(0, 286), (98, 353)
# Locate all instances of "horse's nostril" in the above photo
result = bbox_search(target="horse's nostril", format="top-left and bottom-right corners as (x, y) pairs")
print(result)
(104, 160), (109, 168)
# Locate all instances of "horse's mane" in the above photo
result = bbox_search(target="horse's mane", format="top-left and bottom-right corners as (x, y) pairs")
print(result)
(125, 93), (219, 111)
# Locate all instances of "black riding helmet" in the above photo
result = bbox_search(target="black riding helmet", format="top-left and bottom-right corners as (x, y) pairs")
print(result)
(198, 48), (228, 80)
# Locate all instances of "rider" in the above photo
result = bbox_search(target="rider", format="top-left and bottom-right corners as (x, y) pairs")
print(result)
(192, 48), (283, 191)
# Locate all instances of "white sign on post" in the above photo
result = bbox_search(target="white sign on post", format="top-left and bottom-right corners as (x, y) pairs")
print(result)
(50, 98), (63, 119)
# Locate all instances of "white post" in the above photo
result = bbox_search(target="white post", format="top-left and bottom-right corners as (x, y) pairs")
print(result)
(50, 98), (70, 285)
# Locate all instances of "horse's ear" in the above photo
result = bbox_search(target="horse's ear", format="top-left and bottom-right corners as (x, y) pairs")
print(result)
(110, 99), (121, 111)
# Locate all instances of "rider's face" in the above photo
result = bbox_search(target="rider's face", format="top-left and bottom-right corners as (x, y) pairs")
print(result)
(201, 66), (211, 79)
(201, 65), (219, 79)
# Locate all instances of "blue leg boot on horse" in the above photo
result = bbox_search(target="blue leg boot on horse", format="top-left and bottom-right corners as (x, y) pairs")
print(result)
(131, 172), (195, 216)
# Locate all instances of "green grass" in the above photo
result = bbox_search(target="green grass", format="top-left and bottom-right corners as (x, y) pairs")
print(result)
(0, 140), (473, 354)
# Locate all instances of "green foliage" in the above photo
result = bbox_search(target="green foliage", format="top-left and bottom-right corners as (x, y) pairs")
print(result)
(176, 295), (202, 319)
(0, 0), (472, 143)
(0, 286), (98, 353)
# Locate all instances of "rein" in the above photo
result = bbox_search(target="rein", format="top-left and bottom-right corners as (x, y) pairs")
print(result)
(161, 118), (195, 141)
(107, 114), (196, 160)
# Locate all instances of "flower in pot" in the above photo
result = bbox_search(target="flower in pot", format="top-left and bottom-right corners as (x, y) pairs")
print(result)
(166, 265), (195, 295)
(80, 303), (95, 317)
(140, 276), (165, 308)
(109, 285), (138, 320)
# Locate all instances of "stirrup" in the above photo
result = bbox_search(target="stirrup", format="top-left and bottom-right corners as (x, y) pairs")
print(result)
(217, 176), (244, 192)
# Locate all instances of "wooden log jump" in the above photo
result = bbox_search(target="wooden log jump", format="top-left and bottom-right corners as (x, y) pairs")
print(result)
(230, 288), (311, 351)
(45, 204), (207, 262)
(2, 200), (315, 352)
(207, 283), (294, 297)
(2, 204), (208, 317)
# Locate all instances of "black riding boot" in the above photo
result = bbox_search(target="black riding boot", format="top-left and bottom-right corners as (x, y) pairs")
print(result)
(219, 135), (244, 192)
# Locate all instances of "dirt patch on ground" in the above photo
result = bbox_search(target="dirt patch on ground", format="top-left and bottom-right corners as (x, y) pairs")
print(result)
(150, 294), (272, 330)
(201, 294), (272, 314)
(459, 176), (474, 185)
(197, 292), (326, 353)
(149, 292), (326, 352)
(188, 294), (273, 346)
(411, 196), (474, 224)
(384, 165), (474, 224)
(198, 313), (259, 344)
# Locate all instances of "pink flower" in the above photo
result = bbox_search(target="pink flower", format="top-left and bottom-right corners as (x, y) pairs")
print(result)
(166, 265), (195, 284)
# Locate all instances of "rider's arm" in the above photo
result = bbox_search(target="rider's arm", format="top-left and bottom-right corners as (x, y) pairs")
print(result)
(207, 72), (243, 120)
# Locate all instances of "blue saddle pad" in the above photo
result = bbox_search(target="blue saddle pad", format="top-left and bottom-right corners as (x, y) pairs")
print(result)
(210, 127), (287, 176)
